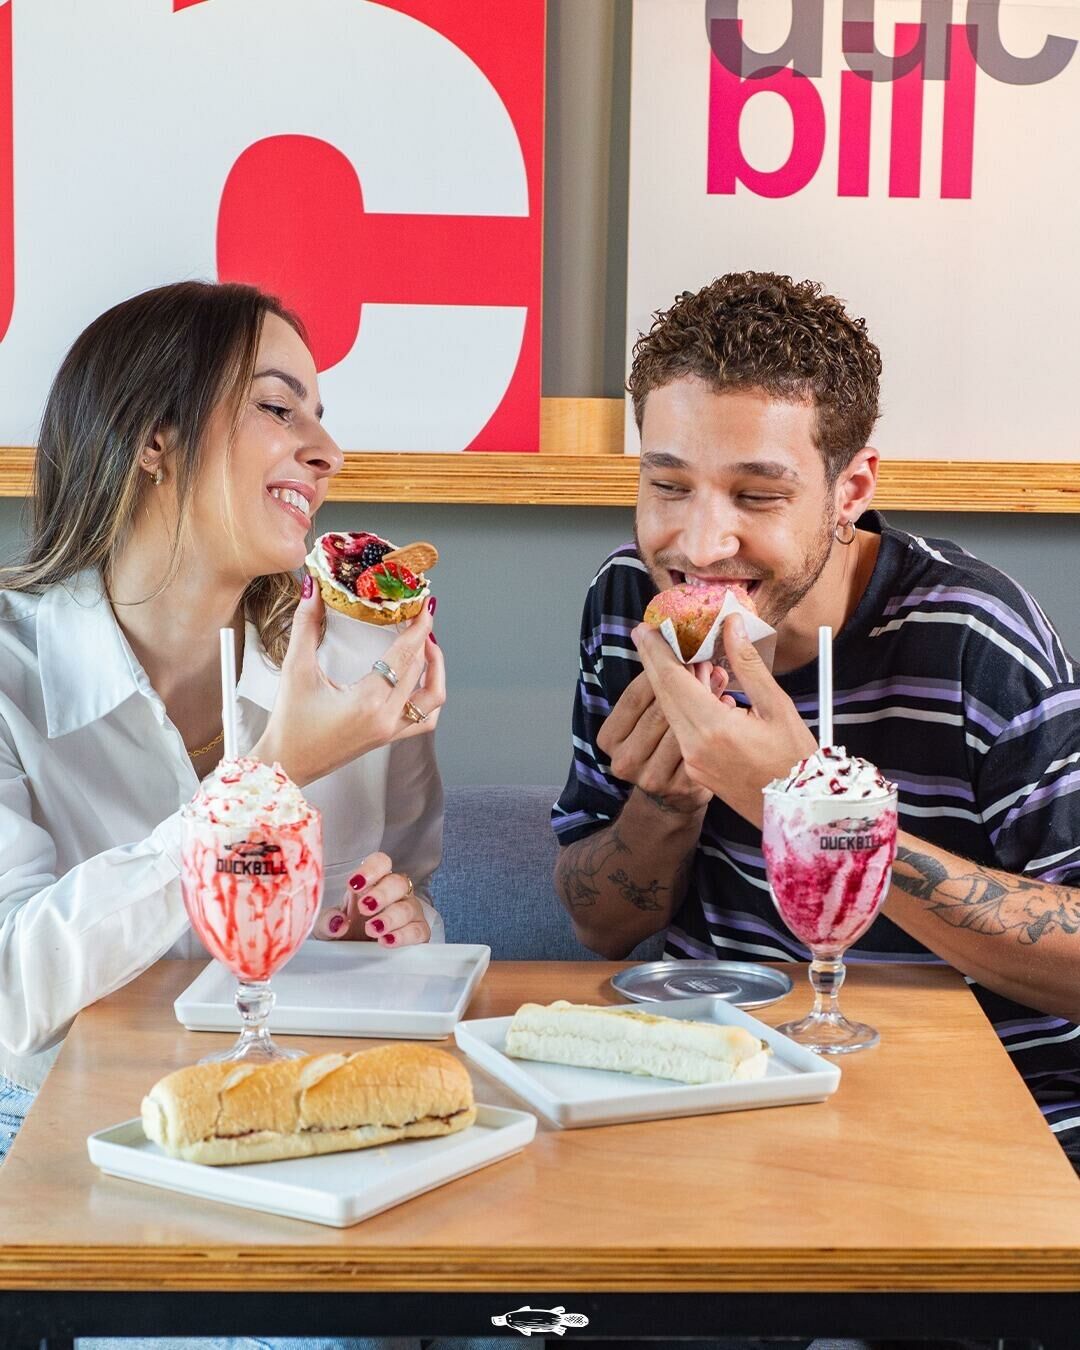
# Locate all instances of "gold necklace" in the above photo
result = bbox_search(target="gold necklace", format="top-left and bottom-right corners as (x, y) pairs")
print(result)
(186, 728), (225, 758)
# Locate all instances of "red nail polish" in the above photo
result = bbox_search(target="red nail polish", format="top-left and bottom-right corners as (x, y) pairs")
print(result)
(348, 873), (366, 891)
(301, 573), (313, 599)
(328, 913), (345, 934)
(383, 932), (396, 945)
(428, 595), (437, 615)
(371, 918), (385, 933)
(363, 897), (378, 911)
(429, 632), (438, 646)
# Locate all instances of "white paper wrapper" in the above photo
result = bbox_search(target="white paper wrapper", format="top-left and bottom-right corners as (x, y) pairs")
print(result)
(655, 590), (777, 691)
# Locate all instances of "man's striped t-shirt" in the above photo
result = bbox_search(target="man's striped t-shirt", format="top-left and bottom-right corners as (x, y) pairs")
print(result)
(553, 511), (1080, 1163)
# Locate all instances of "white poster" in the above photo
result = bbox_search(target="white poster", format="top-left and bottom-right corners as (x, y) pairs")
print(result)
(0, 0), (544, 454)
(627, 0), (1080, 461)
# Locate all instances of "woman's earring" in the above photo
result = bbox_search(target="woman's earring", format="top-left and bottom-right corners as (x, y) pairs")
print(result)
(152, 466), (165, 486)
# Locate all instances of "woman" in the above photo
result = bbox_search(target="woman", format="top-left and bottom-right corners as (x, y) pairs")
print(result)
(0, 281), (446, 1167)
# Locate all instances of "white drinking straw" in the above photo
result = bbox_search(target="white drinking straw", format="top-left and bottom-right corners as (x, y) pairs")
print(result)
(220, 627), (238, 762)
(818, 624), (833, 750)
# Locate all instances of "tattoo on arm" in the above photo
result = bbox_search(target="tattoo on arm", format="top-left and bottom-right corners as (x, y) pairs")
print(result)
(893, 844), (1080, 945)
(556, 825), (632, 911)
(607, 868), (664, 912)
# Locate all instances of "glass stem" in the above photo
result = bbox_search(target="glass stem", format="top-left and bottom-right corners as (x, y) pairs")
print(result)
(808, 955), (845, 1019)
(234, 980), (275, 1051)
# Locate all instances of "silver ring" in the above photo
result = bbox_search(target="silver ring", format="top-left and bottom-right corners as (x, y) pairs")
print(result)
(372, 659), (398, 688)
(402, 700), (428, 724)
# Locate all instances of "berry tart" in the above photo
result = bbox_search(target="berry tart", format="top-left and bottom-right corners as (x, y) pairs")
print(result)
(305, 532), (438, 626)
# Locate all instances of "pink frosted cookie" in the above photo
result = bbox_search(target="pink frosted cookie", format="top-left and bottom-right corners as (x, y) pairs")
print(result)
(643, 582), (757, 661)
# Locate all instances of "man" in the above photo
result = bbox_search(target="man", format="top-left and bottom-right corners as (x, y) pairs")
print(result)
(553, 271), (1080, 1166)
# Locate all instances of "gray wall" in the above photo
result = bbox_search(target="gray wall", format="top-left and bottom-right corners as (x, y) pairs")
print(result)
(1, 1), (1076, 788)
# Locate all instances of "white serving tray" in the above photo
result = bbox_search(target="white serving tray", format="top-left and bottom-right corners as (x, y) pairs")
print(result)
(88, 1104), (535, 1228)
(454, 996), (840, 1129)
(174, 942), (490, 1040)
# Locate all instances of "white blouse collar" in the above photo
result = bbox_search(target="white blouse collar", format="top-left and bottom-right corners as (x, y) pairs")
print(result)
(37, 570), (143, 739)
(37, 569), (279, 740)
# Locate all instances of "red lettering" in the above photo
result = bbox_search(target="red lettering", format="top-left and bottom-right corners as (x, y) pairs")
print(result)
(707, 21), (826, 198)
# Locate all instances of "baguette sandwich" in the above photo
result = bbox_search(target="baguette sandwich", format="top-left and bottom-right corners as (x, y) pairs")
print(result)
(141, 1044), (476, 1166)
(505, 1000), (769, 1085)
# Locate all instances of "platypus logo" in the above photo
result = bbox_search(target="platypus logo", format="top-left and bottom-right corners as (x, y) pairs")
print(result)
(217, 841), (287, 877)
(491, 1306), (589, 1336)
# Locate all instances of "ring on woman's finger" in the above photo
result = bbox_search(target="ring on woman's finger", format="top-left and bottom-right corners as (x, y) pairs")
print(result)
(403, 874), (414, 896)
(372, 659), (398, 688)
(402, 699), (428, 724)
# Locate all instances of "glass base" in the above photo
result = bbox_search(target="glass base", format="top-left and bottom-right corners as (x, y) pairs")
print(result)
(776, 1010), (880, 1056)
(197, 1028), (306, 1065)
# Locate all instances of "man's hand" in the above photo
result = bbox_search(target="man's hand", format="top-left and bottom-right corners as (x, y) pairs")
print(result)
(596, 671), (711, 816)
(632, 614), (817, 827)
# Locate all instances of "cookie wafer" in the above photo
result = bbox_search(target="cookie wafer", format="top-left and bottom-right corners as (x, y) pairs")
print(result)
(383, 541), (438, 575)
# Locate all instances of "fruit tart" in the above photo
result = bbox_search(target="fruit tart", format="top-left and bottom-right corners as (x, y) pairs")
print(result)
(305, 532), (438, 626)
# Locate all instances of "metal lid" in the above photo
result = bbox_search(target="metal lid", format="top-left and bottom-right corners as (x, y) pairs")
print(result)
(611, 960), (793, 1010)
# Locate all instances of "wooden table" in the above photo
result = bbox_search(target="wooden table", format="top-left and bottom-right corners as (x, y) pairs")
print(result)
(3, 959), (1080, 1347)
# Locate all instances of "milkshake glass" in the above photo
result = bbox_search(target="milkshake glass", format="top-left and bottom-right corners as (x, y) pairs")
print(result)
(180, 756), (323, 1062)
(762, 747), (898, 1054)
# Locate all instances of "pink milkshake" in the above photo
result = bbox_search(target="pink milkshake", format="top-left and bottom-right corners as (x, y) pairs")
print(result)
(762, 747), (898, 1054)
(180, 756), (322, 1061)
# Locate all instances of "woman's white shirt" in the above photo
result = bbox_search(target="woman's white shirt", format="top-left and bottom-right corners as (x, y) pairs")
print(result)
(0, 571), (444, 1091)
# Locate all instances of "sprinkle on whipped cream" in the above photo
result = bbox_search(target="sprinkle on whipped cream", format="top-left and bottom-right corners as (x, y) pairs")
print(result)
(767, 746), (895, 800)
(186, 756), (312, 827)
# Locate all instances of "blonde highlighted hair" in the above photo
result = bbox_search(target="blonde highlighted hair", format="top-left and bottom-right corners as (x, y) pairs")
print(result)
(1, 280), (311, 665)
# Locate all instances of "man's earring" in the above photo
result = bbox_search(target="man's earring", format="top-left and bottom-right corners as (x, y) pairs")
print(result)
(834, 520), (856, 545)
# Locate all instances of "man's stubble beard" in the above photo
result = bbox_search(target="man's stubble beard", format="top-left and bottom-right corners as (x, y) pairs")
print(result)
(633, 508), (837, 632)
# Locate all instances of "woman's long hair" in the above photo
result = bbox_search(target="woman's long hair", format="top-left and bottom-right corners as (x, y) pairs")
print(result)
(1, 280), (311, 665)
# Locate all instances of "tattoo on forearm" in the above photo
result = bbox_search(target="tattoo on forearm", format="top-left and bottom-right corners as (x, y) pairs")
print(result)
(641, 788), (676, 814)
(607, 868), (664, 911)
(556, 825), (632, 911)
(893, 844), (1080, 945)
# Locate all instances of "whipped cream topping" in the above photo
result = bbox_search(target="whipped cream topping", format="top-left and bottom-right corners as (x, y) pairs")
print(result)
(305, 534), (431, 612)
(186, 756), (311, 826)
(767, 746), (895, 800)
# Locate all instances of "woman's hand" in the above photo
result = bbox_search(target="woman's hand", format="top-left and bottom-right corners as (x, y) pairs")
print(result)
(252, 580), (445, 787)
(313, 852), (432, 946)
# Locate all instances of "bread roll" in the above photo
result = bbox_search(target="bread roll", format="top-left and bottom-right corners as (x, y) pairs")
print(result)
(505, 1000), (769, 1085)
(141, 1044), (476, 1166)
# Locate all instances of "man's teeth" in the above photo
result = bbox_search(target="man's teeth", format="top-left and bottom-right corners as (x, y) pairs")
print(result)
(683, 575), (754, 590)
(269, 487), (310, 517)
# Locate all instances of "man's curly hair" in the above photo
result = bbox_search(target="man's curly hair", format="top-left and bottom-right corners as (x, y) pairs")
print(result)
(628, 272), (881, 482)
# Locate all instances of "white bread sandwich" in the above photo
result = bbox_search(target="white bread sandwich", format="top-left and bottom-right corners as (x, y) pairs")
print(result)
(504, 1000), (769, 1085)
(141, 1043), (476, 1166)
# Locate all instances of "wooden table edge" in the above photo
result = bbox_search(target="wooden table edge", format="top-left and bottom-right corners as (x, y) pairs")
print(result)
(4, 1246), (1080, 1292)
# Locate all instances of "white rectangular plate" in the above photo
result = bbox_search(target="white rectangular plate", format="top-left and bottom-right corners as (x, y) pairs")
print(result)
(174, 942), (491, 1039)
(454, 996), (840, 1128)
(88, 1104), (535, 1227)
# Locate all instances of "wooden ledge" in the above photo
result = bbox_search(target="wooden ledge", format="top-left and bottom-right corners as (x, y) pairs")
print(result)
(1, 398), (1077, 509)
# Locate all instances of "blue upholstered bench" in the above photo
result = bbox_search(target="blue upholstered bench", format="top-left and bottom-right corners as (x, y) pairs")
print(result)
(430, 784), (665, 962)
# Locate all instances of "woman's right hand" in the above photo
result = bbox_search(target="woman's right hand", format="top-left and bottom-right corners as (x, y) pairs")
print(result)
(252, 579), (445, 786)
